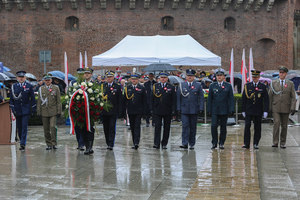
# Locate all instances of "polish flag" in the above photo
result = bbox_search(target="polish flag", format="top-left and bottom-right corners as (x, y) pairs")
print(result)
(84, 51), (88, 68)
(79, 52), (83, 69)
(229, 48), (234, 90)
(241, 48), (248, 93)
(249, 48), (254, 82)
(64, 52), (69, 92)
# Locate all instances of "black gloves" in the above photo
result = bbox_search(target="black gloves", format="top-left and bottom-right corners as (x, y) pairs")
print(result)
(291, 110), (296, 116)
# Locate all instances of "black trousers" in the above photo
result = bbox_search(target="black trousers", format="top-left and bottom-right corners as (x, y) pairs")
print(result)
(129, 114), (142, 146)
(79, 124), (94, 148)
(154, 114), (172, 147)
(211, 114), (228, 145)
(103, 115), (117, 147)
(244, 115), (262, 146)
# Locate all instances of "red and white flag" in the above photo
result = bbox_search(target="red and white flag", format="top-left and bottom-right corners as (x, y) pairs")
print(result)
(64, 52), (69, 92)
(229, 48), (234, 90)
(79, 52), (83, 69)
(84, 51), (88, 68)
(241, 48), (247, 93)
(249, 48), (254, 82)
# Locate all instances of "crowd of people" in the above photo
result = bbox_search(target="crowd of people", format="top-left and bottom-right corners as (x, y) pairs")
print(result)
(5, 65), (299, 155)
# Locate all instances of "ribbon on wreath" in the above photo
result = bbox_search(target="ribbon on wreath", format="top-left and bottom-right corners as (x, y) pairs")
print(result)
(68, 89), (91, 135)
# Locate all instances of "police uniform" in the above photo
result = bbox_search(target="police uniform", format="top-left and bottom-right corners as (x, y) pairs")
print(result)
(37, 74), (62, 150)
(9, 71), (36, 151)
(177, 69), (204, 149)
(102, 71), (122, 150)
(124, 74), (147, 149)
(152, 72), (176, 149)
(144, 73), (157, 126)
(207, 70), (234, 149)
(242, 70), (269, 149)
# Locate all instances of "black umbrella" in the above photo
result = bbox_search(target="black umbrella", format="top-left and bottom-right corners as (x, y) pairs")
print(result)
(3, 71), (17, 81)
(0, 72), (11, 81)
(143, 63), (177, 72)
(168, 75), (184, 84)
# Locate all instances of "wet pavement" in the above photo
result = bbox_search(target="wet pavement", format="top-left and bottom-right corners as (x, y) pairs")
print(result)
(0, 116), (300, 199)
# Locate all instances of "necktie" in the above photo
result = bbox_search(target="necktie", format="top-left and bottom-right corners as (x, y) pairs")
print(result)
(281, 80), (283, 90)
(254, 83), (256, 88)
(188, 83), (191, 89)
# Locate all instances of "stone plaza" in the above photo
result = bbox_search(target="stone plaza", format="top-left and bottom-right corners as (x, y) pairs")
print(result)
(0, 114), (300, 200)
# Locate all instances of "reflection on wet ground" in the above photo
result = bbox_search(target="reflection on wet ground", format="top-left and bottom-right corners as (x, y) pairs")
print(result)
(0, 118), (300, 199)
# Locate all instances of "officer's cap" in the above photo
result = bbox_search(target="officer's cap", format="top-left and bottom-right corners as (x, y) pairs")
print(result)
(215, 69), (225, 76)
(159, 72), (169, 78)
(76, 68), (85, 74)
(84, 67), (94, 74)
(186, 69), (196, 76)
(279, 66), (288, 73)
(106, 71), (115, 77)
(200, 71), (206, 76)
(16, 71), (26, 77)
(251, 70), (261, 77)
(43, 73), (52, 80)
(131, 74), (140, 79)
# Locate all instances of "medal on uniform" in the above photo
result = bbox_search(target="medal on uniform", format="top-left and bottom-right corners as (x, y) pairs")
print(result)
(221, 86), (225, 89)
(23, 85), (26, 91)
(191, 86), (195, 89)
(164, 87), (167, 91)
(255, 87), (258, 91)
(49, 88), (52, 92)
(284, 84), (287, 88)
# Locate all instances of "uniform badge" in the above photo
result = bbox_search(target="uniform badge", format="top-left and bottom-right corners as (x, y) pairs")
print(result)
(164, 87), (167, 91)
(191, 86), (195, 89)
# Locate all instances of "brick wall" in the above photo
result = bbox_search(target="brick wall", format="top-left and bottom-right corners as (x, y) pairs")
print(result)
(0, 0), (293, 78)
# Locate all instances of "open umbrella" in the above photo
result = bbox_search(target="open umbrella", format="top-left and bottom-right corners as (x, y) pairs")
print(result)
(168, 75), (184, 84)
(0, 72), (11, 81)
(143, 63), (177, 72)
(25, 73), (37, 81)
(48, 70), (76, 81)
(3, 72), (17, 81)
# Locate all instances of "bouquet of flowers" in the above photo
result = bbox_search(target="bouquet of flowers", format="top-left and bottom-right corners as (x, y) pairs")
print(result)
(63, 77), (111, 134)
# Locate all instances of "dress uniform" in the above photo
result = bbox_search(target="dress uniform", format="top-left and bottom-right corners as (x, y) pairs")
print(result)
(37, 74), (62, 150)
(177, 69), (204, 149)
(102, 71), (122, 150)
(207, 70), (234, 149)
(144, 73), (157, 127)
(9, 71), (36, 151)
(124, 74), (147, 149)
(269, 66), (296, 148)
(242, 70), (269, 149)
(152, 72), (176, 149)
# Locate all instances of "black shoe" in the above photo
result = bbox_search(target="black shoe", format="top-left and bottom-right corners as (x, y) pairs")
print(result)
(134, 145), (139, 149)
(162, 146), (167, 149)
(89, 149), (94, 154)
(84, 150), (90, 155)
(189, 146), (194, 150)
(80, 146), (85, 151)
(242, 145), (250, 149)
(107, 146), (113, 150)
(180, 145), (188, 149)
(146, 123), (150, 127)
(280, 145), (286, 149)
(52, 146), (57, 150)
(211, 145), (217, 150)
(153, 145), (159, 149)
(272, 144), (278, 147)
(46, 146), (52, 150)
(19, 145), (25, 151)
(219, 144), (224, 149)
(253, 144), (259, 149)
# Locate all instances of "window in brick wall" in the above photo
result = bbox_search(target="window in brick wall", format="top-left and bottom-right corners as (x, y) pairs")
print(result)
(65, 16), (79, 31)
(258, 38), (275, 49)
(161, 16), (174, 31)
(224, 17), (236, 31)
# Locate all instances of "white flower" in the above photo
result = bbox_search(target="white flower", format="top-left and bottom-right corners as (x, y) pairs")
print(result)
(74, 83), (78, 87)
(99, 93), (103, 96)
(81, 82), (87, 87)
(88, 82), (93, 87)
(95, 89), (99, 93)
(73, 89), (76, 92)
(90, 97), (95, 101)
(76, 96), (80, 100)
(65, 105), (69, 109)
(69, 87), (72, 91)
(82, 96), (85, 99)
(100, 102), (104, 107)
(78, 89), (83, 94)
(65, 95), (69, 100)
(96, 94), (100, 98)
(87, 88), (93, 94)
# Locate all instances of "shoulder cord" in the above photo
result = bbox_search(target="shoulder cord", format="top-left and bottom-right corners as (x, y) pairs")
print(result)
(270, 81), (282, 95)
(244, 84), (255, 99)
(11, 84), (22, 100)
(39, 86), (48, 106)
(125, 86), (134, 100)
(101, 84), (108, 100)
(153, 84), (162, 98)
(179, 83), (190, 97)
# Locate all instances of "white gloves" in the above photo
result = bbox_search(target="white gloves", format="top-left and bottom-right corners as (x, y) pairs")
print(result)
(263, 112), (268, 119)
(242, 112), (246, 118)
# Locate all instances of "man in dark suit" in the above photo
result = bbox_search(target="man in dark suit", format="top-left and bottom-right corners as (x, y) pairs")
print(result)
(102, 71), (122, 150)
(242, 70), (269, 149)
(177, 69), (204, 150)
(124, 74), (147, 149)
(207, 69), (234, 150)
(9, 71), (36, 151)
(144, 72), (156, 127)
(152, 72), (176, 149)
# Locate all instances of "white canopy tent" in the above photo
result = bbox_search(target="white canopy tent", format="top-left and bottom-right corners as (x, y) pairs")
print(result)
(92, 35), (221, 67)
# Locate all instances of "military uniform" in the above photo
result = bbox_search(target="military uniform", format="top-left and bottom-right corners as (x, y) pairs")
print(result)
(124, 75), (147, 149)
(37, 74), (62, 149)
(269, 66), (296, 148)
(177, 69), (204, 149)
(152, 73), (176, 149)
(102, 71), (122, 150)
(207, 70), (234, 149)
(242, 70), (269, 149)
(9, 71), (36, 150)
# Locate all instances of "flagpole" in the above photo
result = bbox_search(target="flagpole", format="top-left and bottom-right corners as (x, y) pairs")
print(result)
(79, 52), (83, 69)
(64, 52), (69, 93)
(241, 48), (247, 93)
(249, 48), (254, 82)
(229, 48), (234, 90)
(85, 51), (88, 68)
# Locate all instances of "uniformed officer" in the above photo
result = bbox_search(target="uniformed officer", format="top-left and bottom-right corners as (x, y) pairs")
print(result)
(207, 69), (234, 150)
(177, 69), (204, 150)
(144, 72), (157, 127)
(124, 74), (147, 149)
(152, 72), (176, 149)
(102, 71), (122, 150)
(37, 73), (62, 150)
(9, 71), (36, 151)
(242, 70), (269, 149)
(269, 66), (296, 148)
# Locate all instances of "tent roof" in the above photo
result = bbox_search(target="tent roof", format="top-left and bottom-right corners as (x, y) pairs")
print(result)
(92, 35), (221, 67)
